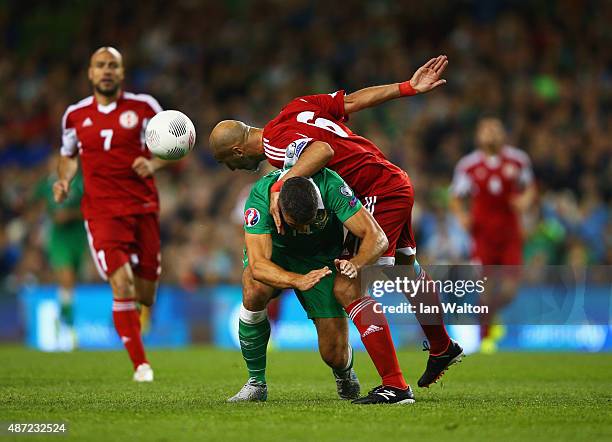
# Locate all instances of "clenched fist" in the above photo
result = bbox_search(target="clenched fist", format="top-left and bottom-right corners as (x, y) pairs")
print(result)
(334, 259), (358, 279)
(132, 156), (155, 178)
(52, 179), (70, 203)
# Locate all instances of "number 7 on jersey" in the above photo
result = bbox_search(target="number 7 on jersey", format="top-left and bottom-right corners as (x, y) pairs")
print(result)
(100, 129), (114, 151)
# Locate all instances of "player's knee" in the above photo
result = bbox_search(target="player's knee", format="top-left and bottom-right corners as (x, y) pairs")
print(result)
(319, 341), (348, 370)
(139, 293), (155, 307)
(242, 283), (270, 311)
(109, 268), (135, 298)
(332, 277), (360, 307)
(242, 268), (273, 310)
(56, 268), (76, 290)
(136, 280), (157, 306)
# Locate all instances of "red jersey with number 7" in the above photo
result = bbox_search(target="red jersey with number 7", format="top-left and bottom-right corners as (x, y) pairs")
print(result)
(60, 92), (162, 219)
(262, 90), (411, 197)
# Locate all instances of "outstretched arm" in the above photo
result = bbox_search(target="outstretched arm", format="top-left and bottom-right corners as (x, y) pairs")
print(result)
(343, 55), (448, 114)
(246, 232), (332, 291)
(270, 55), (448, 232)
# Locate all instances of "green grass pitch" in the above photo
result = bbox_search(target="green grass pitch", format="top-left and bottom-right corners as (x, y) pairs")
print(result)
(1, 346), (611, 441)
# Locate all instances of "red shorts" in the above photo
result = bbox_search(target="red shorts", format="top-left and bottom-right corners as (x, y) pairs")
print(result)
(344, 189), (415, 265)
(472, 235), (522, 265)
(84, 213), (161, 281)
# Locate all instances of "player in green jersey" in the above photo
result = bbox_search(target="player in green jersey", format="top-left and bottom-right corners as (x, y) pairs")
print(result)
(33, 158), (87, 349)
(231, 168), (413, 405)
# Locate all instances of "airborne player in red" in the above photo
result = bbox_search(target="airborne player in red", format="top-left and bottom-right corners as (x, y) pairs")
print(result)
(211, 55), (463, 401)
(450, 117), (536, 352)
(53, 47), (169, 381)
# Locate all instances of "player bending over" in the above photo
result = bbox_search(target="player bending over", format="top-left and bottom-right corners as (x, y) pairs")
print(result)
(234, 169), (414, 405)
(210, 55), (462, 388)
(54, 47), (171, 381)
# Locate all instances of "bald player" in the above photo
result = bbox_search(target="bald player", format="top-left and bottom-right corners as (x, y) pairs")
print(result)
(210, 56), (464, 390)
(54, 47), (170, 381)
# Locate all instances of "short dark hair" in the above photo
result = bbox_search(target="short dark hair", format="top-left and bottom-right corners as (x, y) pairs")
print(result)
(279, 177), (318, 225)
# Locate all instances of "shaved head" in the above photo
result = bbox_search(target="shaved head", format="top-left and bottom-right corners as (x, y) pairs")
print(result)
(209, 120), (250, 158)
(88, 46), (124, 99)
(90, 46), (123, 66)
(208, 120), (264, 171)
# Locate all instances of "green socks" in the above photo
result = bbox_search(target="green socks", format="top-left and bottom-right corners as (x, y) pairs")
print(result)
(333, 344), (354, 379)
(59, 302), (74, 326)
(238, 306), (271, 384)
(58, 288), (74, 326)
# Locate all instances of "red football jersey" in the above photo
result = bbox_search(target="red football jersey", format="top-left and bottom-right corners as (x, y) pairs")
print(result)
(60, 92), (162, 219)
(262, 90), (411, 197)
(451, 146), (534, 242)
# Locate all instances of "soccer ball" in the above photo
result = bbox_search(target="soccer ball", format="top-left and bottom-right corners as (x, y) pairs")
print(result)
(145, 110), (196, 160)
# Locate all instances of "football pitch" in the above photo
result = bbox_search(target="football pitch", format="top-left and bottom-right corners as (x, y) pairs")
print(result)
(1, 346), (610, 441)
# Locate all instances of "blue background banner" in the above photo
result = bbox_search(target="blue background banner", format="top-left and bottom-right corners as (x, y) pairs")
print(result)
(20, 284), (189, 351)
(15, 284), (612, 352)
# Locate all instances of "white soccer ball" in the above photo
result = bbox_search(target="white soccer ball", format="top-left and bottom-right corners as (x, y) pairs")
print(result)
(145, 110), (196, 160)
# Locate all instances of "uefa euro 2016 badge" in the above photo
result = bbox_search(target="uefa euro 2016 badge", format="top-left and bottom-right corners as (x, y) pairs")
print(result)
(119, 110), (139, 129)
(339, 183), (353, 198)
(244, 208), (260, 227)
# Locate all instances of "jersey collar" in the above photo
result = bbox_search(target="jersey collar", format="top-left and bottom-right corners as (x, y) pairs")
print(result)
(94, 92), (123, 114)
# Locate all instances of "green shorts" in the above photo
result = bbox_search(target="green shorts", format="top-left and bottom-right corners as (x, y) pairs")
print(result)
(243, 247), (346, 320)
(47, 223), (87, 273)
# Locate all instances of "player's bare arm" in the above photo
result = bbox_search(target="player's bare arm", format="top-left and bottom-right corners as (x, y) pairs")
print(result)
(343, 55), (448, 114)
(510, 182), (537, 213)
(449, 194), (472, 232)
(132, 156), (173, 178)
(53, 155), (78, 203)
(336, 207), (388, 278)
(245, 232), (332, 291)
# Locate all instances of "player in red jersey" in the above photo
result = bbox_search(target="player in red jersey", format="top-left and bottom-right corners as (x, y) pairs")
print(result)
(450, 117), (536, 352)
(210, 55), (463, 389)
(53, 47), (170, 381)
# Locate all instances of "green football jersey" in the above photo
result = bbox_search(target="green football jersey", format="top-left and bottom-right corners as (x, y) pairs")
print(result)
(33, 171), (87, 272)
(243, 168), (362, 260)
(33, 171), (84, 217)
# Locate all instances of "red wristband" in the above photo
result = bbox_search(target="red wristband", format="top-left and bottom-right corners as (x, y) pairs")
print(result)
(271, 180), (284, 193)
(399, 81), (417, 97)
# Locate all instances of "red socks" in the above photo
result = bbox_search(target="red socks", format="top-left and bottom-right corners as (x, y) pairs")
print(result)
(345, 296), (408, 389)
(112, 298), (148, 369)
(410, 270), (451, 355)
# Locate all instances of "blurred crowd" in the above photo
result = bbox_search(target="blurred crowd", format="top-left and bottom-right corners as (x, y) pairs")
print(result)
(1, 0), (610, 291)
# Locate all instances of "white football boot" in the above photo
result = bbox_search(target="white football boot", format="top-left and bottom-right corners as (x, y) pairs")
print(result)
(227, 378), (268, 402)
(133, 363), (154, 382)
